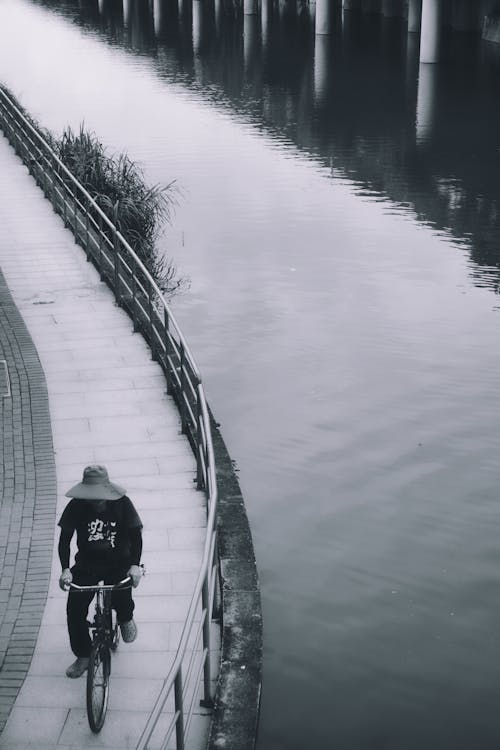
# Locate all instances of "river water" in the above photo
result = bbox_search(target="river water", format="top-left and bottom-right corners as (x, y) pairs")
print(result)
(2, 1), (500, 747)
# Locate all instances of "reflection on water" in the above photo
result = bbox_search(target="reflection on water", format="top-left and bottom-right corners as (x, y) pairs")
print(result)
(32, 0), (500, 286)
(3, 2), (500, 749)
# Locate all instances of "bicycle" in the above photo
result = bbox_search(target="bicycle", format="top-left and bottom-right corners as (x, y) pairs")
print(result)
(66, 569), (143, 733)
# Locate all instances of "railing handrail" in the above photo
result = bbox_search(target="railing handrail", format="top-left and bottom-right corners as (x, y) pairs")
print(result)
(0, 86), (201, 382)
(0, 84), (219, 750)
(135, 389), (218, 748)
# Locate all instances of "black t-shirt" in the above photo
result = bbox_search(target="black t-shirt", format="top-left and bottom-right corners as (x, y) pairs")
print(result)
(58, 496), (143, 569)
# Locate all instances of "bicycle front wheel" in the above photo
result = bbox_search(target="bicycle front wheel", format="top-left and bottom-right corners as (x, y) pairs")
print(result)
(86, 642), (111, 733)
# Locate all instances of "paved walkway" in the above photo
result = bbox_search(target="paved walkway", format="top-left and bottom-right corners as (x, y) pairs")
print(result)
(0, 133), (218, 748)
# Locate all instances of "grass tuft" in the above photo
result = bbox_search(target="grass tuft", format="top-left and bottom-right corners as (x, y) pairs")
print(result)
(55, 124), (186, 295)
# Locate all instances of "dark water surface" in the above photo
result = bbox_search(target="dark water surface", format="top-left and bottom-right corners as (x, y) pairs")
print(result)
(2, 1), (500, 747)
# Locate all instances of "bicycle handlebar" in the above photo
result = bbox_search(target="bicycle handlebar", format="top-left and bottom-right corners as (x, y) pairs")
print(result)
(62, 564), (145, 592)
(66, 576), (133, 592)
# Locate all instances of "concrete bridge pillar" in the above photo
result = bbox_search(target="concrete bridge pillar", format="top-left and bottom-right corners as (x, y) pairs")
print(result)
(407, 0), (422, 31)
(316, 0), (333, 34)
(420, 0), (444, 62)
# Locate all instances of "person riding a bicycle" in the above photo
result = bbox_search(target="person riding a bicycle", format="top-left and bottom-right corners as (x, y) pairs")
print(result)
(58, 464), (143, 678)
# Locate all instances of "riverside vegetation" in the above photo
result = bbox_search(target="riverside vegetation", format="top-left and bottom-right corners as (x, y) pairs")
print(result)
(1, 84), (186, 296)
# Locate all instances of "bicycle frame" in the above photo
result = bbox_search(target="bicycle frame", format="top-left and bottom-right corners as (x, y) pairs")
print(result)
(67, 576), (133, 733)
(93, 585), (113, 647)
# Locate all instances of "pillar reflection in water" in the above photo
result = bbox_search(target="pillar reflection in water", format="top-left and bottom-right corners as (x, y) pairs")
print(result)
(261, 0), (270, 48)
(406, 23), (420, 85)
(244, 0), (258, 14)
(193, 0), (202, 53)
(315, 0), (332, 34)
(308, 0), (316, 27)
(416, 61), (436, 144)
(153, 0), (163, 35)
(98, 0), (105, 13)
(244, 15), (259, 72)
(214, 0), (222, 35)
(420, 0), (443, 62)
(407, 0), (422, 32)
(123, 0), (131, 26)
(314, 33), (331, 104)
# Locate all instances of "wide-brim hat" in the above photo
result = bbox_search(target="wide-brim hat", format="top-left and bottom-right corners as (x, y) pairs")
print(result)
(65, 464), (126, 501)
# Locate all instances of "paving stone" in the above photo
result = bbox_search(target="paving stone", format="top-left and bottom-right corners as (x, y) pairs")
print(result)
(0, 706), (69, 746)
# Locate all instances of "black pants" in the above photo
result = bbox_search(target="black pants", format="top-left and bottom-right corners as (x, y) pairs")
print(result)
(67, 565), (135, 658)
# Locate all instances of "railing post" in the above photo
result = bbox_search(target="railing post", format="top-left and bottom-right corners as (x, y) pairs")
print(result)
(174, 670), (185, 750)
(62, 174), (68, 228)
(148, 279), (156, 359)
(43, 152), (50, 200)
(98, 213), (104, 280)
(21, 125), (29, 164)
(164, 308), (172, 394)
(50, 152), (57, 210)
(73, 184), (78, 242)
(196, 390), (204, 490)
(13, 114), (20, 154)
(180, 344), (187, 433)
(39, 147), (48, 198)
(200, 576), (214, 709)
(113, 228), (121, 304)
(84, 196), (90, 260)
(132, 259), (138, 332)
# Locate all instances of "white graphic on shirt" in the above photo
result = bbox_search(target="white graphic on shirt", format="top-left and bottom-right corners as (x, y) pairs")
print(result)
(88, 519), (117, 548)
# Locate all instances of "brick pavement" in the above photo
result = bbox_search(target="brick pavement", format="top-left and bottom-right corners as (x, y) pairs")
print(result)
(0, 269), (57, 733)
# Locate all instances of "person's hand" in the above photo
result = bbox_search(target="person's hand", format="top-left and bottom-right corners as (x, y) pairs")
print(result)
(127, 564), (142, 588)
(59, 568), (72, 591)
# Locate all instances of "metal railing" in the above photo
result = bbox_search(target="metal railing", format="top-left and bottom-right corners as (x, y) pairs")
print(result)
(0, 86), (220, 750)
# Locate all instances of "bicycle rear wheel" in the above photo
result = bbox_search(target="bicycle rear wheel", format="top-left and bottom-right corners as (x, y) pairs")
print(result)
(86, 642), (110, 733)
